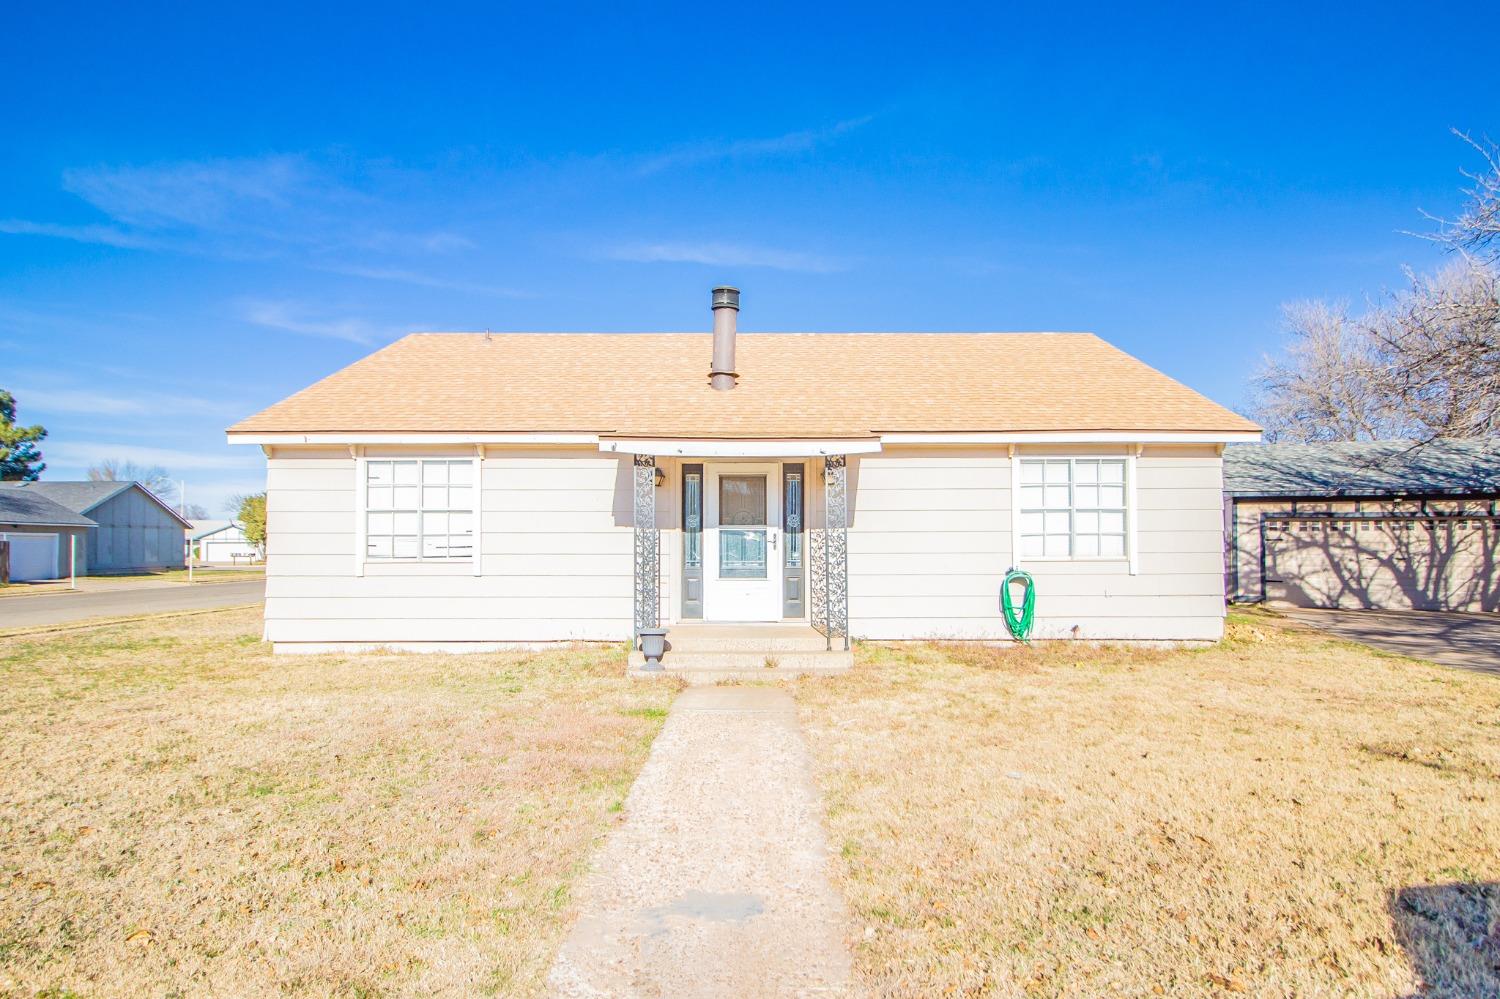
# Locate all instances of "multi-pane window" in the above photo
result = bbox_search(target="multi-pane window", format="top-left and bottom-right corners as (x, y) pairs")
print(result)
(366, 459), (474, 560)
(1019, 458), (1127, 558)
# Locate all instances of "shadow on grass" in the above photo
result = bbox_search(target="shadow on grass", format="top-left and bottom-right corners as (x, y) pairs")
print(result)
(1390, 881), (1500, 997)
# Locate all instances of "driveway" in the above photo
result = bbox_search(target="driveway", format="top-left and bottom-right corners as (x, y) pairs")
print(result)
(0, 578), (265, 631)
(1278, 607), (1500, 676)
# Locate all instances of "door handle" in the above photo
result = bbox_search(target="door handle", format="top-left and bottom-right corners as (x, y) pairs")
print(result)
(770, 530), (777, 550)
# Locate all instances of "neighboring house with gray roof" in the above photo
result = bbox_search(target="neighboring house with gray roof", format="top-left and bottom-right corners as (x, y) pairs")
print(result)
(0, 481), (190, 575)
(0, 488), (96, 581)
(1225, 440), (1500, 611)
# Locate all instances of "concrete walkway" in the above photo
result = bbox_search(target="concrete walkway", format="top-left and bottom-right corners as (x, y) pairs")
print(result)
(547, 686), (856, 998)
(1280, 606), (1500, 676)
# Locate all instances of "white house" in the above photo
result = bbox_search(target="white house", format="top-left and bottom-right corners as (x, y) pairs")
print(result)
(186, 520), (260, 564)
(228, 288), (1260, 656)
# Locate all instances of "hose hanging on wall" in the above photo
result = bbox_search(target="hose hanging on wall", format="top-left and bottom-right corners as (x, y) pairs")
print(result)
(1001, 568), (1036, 643)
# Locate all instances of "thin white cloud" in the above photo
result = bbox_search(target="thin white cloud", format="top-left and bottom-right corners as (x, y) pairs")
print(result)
(239, 299), (404, 345)
(317, 262), (529, 298)
(62, 154), (316, 231)
(44, 441), (260, 472)
(3, 154), (478, 269)
(604, 241), (846, 273)
(7, 385), (245, 419)
(638, 115), (874, 174)
(0, 219), (162, 249)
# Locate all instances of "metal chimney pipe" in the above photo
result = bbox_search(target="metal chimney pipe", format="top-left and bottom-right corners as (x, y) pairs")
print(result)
(708, 286), (739, 391)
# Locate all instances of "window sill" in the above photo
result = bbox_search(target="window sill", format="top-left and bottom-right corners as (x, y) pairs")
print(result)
(362, 560), (476, 576)
(1017, 556), (1130, 563)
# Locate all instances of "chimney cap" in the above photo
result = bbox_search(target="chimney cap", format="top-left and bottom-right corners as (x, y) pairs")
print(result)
(711, 286), (740, 310)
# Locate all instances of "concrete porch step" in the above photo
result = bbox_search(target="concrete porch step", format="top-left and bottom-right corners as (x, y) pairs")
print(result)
(627, 648), (853, 683)
(658, 623), (830, 653)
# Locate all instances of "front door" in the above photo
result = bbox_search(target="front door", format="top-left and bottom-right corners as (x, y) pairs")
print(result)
(703, 462), (782, 621)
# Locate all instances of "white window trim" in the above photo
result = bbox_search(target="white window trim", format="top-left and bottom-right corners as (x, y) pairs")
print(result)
(361, 456), (478, 566)
(1011, 453), (1136, 570)
(471, 446), (483, 577)
(1126, 447), (1140, 575)
(353, 445), (367, 577)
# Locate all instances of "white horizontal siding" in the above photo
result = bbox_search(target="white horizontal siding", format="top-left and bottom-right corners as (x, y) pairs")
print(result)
(266, 532), (355, 557)
(266, 595), (632, 620)
(268, 574), (629, 598)
(265, 448), (634, 645)
(481, 531), (634, 555)
(265, 618), (624, 643)
(849, 570), (1225, 598)
(856, 616), (1223, 642)
(261, 444), (1227, 647)
(266, 466), (355, 492)
(848, 447), (1227, 642)
(268, 489), (359, 513)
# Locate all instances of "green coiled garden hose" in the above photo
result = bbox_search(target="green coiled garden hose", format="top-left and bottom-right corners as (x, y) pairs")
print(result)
(1002, 568), (1036, 643)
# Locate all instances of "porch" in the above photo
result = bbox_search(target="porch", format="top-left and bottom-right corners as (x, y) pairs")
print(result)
(625, 622), (854, 682)
(624, 448), (854, 673)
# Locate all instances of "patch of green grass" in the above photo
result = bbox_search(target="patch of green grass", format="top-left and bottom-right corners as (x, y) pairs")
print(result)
(620, 705), (669, 719)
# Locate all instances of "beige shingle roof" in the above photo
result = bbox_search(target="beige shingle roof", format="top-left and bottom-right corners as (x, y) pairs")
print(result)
(229, 332), (1258, 438)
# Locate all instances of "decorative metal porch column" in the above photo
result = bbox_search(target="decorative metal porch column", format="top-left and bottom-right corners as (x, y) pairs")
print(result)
(632, 454), (659, 641)
(815, 454), (849, 651)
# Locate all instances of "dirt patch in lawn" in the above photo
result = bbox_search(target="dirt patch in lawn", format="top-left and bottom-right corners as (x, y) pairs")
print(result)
(0, 607), (676, 997)
(795, 610), (1500, 998)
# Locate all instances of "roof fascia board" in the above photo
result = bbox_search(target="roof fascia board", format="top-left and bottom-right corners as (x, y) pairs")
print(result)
(227, 432), (602, 446)
(226, 430), (1261, 449)
(879, 431), (1262, 444)
(600, 438), (884, 457)
(0, 522), (96, 529)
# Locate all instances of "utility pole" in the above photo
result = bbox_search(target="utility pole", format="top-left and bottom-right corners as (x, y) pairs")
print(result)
(182, 480), (193, 584)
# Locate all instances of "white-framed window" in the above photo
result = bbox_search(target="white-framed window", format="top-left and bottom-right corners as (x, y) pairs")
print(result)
(1019, 458), (1128, 559)
(365, 459), (474, 560)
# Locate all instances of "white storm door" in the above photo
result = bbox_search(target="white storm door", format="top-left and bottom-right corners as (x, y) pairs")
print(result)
(703, 463), (782, 622)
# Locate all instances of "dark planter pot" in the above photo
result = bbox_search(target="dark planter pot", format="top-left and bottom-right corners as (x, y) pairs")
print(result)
(638, 628), (668, 669)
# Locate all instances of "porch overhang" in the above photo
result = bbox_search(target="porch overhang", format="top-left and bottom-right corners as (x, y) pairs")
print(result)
(600, 438), (883, 457)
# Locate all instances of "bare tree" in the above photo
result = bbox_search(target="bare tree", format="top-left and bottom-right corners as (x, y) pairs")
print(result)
(88, 459), (175, 500)
(1251, 300), (1406, 442)
(1426, 131), (1500, 264)
(1253, 133), (1500, 442)
(1369, 259), (1500, 439)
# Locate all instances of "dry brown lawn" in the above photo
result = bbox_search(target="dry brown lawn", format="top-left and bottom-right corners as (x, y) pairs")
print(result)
(796, 610), (1500, 998)
(0, 607), (674, 997)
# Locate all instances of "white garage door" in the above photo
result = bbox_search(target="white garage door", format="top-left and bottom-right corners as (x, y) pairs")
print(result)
(2, 533), (59, 581)
(1265, 516), (1500, 612)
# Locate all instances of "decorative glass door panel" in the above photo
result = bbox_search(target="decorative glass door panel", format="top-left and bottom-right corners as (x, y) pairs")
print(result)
(718, 474), (768, 578)
(703, 463), (783, 621)
(783, 464), (805, 616)
(681, 464), (703, 618)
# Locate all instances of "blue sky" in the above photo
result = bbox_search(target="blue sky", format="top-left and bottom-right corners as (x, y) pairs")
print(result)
(2, 2), (1493, 513)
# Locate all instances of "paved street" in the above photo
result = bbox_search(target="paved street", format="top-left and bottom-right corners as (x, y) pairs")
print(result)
(0, 579), (265, 631)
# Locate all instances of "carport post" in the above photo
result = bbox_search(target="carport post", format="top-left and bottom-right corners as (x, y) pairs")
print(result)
(69, 535), (76, 590)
